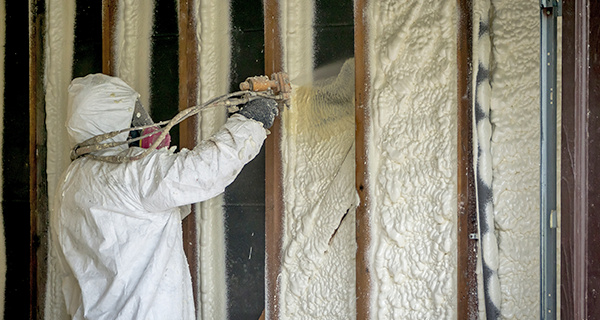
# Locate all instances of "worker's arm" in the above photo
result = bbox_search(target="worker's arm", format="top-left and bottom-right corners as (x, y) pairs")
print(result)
(138, 99), (277, 212)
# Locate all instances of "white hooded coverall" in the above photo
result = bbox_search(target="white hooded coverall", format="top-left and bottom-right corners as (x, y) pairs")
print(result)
(48, 74), (267, 319)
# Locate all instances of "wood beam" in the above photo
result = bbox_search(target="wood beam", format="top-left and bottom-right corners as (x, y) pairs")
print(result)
(178, 0), (200, 311)
(456, 0), (478, 318)
(101, 0), (117, 75)
(264, 1), (284, 319)
(354, 0), (371, 318)
(561, 0), (600, 318)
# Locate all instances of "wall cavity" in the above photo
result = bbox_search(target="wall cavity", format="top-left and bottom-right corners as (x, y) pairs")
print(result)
(44, 0), (75, 318)
(193, 1), (232, 318)
(473, 0), (502, 317)
(280, 0), (314, 86)
(44, 0), (75, 212)
(278, 1), (361, 319)
(114, 0), (154, 108)
(489, 0), (540, 318)
(280, 59), (357, 319)
(366, 1), (458, 318)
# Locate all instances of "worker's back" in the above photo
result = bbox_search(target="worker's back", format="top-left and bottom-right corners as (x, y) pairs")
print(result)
(52, 148), (194, 320)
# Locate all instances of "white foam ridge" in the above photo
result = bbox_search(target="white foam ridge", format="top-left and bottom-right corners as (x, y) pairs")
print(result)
(192, 1), (231, 319)
(44, 0), (76, 318)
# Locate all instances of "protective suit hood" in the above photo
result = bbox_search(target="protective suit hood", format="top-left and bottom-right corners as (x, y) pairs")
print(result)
(66, 74), (139, 151)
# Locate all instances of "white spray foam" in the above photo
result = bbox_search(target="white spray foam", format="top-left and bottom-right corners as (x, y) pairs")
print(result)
(280, 59), (357, 319)
(366, 1), (458, 318)
(114, 0), (154, 108)
(490, 0), (540, 317)
(44, 1), (75, 318)
(280, 0), (314, 86)
(44, 0), (75, 211)
(193, 1), (231, 319)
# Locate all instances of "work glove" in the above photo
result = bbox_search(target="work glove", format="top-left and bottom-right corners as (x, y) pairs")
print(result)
(237, 98), (279, 129)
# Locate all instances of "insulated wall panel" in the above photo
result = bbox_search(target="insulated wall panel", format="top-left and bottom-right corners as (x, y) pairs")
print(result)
(489, 0), (540, 317)
(365, 1), (458, 318)
(44, 1), (75, 316)
(278, 1), (358, 318)
(280, 60), (357, 319)
(192, 1), (232, 319)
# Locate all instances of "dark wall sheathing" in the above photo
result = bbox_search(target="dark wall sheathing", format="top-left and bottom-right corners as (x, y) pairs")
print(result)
(150, 0), (180, 146)
(3, 1), (30, 318)
(314, 0), (354, 68)
(72, 1), (102, 78)
(225, 1), (266, 319)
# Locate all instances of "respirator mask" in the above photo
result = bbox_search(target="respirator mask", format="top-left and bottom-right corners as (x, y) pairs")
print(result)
(129, 99), (171, 149)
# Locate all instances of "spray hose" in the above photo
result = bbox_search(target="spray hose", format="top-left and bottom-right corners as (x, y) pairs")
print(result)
(70, 72), (291, 163)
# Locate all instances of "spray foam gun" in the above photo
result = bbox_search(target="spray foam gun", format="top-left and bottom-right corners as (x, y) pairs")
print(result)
(71, 72), (291, 163)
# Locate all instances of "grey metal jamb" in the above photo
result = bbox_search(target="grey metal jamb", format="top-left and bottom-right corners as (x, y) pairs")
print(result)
(540, 1), (560, 319)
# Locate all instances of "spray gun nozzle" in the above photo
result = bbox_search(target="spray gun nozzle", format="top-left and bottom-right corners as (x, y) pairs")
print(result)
(239, 72), (291, 107)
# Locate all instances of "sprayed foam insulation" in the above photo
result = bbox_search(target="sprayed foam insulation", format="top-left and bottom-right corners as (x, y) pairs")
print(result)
(489, 0), (541, 318)
(113, 0), (154, 108)
(37, 0), (553, 318)
(473, 0), (492, 318)
(44, 0), (75, 213)
(192, 1), (232, 318)
(44, 1), (76, 316)
(473, 0), (503, 317)
(279, 59), (357, 319)
(280, 0), (314, 86)
(361, 0), (544, 317)
(365, 1), (458, 318)
(278, 1), (359, 318)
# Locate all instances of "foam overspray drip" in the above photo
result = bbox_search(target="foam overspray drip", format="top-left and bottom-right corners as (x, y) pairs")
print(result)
(279, 59), (357, 319)
(473, 0), (502, 317)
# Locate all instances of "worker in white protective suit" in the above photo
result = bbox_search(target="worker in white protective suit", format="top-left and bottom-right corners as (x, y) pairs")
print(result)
(49, 73), (278, 320)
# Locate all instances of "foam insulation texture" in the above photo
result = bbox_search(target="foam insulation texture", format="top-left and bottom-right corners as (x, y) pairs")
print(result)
(279, 59), (357, 319)
(114, 0), (154, 108)
(489, 0), (541, 318)
(366, 1), (458, 318)
(473, 0), (503, 317)
(280, 0), (314, 86)
(44, 0), (75, 213)
(191, 1), (232, 319)
(44, 1), (76, 316)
